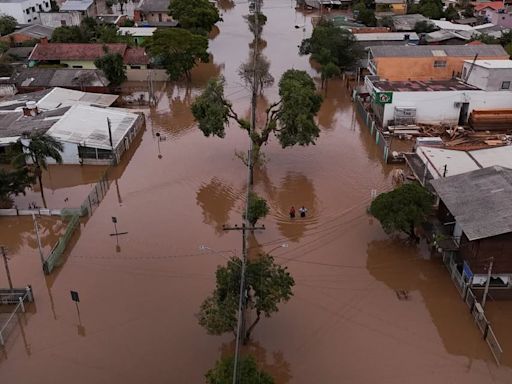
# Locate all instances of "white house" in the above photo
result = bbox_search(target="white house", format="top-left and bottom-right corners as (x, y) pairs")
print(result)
(365, 75), (512, 128)
(0, 0), (51, 24)
(462, 60), (512, 91)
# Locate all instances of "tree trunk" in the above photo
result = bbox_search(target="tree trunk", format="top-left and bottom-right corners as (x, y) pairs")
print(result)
(37, 172), (47, 209)
(244, 310), (261, 344)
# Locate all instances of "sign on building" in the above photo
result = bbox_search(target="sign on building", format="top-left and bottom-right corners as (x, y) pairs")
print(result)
(374, 91), (393, 104)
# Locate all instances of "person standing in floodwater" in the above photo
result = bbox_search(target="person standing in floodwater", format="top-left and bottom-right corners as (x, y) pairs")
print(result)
(299, 206), (308, 218)
(289, 206), (296, 219)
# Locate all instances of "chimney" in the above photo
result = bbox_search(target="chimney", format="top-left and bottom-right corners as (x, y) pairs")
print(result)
(23, 101), (38, 116)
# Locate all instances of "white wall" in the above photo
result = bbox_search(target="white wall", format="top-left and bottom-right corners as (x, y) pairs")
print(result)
(464, 63), (512, 91)
(39, 11), (83, 27)
(47, 141), (79, 164)
(382, 90), (512, 127)
(0, 0), (51, 24)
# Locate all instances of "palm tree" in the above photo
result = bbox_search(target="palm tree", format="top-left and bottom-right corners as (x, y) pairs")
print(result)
(12, 131), (63, 208)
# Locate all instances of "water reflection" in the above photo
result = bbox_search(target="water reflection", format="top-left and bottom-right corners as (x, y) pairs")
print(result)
(196, 177), (243, 235)
(217, 0), (235, 11)
(366, 239), (491, 362)
(220, 340), (292, 383)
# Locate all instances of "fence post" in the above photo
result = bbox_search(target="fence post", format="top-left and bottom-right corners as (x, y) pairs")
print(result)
(26, 285), (33, 302)
(19, 297), (25, 313)
(484, 322), (490, 340)
(0, 331), (4, 346)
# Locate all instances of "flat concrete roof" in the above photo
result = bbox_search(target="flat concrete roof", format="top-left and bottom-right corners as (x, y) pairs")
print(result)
(118, 27), (157, 36)
(470, 146), (512, 169)
(46, 105), (139, 150)
(417, 146), (479, 178)
(355, 32), (419, 41)
(372, 79), (480, 92)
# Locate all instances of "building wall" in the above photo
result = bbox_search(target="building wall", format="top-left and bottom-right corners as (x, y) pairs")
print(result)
(380, 89), (512, 127)
(60, 60), (97, 69)
(490, 11), (512, 28)
(464, 63), (512, 91)
(0, 0), (51, 24)
(372, 55), (510, 81)
(39, 11), (83, 27)
(135, 10), (173, 23)
(460, 232), (512, 274)
(0, 33), (41, 45)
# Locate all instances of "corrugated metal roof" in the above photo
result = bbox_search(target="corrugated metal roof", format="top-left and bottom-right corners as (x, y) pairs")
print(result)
(60, 0), (93, 11)
(430, 166), (512, 241)
(370, 44), (508, 58)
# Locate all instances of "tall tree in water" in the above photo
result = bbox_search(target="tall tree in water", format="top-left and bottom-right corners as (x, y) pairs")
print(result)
(168, 0), (221, 35)
(13, 131), (63, 208)
(191, 69), (322, 166)
(205, 355), (275, 384)
(299, 19), (364, 88)
(197, 254), (294, 343)
(144, 28), (209, 81)
(370, 183), (434, 241)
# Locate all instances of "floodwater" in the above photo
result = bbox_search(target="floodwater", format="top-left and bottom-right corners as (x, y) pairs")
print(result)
(1, 1), (512, 383)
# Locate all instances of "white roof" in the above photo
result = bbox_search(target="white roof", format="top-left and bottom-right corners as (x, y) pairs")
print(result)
(118, 27), (157, 37)
(416, 145), (512, 179)
(354, 32), (419, 41)
(470, 146), (512, 169)
(416, 146), (480, 179)
(46, 105), (139, 150)
(431, 19), (474, 31)
(60, 0), (93, 11)
(464, 60), (512, 69)
(36, 87), (118, 111)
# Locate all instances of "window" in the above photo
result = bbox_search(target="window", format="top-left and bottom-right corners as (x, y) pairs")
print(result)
(61, 20), (67, 26)
(32, 6), (35, 11)
(72, 65), (83, 68)
(26, 9), (30, 14)
(130, 65), (141, 69)
(158, 13), (163, 22)
(502, 81), (511, 90)
(434, 60), (447, 68)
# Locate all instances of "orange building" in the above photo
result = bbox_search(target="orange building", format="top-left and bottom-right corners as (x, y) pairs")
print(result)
(367, 45), (509, 81)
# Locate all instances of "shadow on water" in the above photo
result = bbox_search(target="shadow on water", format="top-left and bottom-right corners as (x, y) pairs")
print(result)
(196, 177), (244, 235)
(366, 238), (492, 363)
(220, 340), (292, 383)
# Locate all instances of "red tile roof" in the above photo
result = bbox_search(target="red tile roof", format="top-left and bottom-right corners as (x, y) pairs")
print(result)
(123, 47), (149, 65)
(29, 43), (128, 61)
(474, 2), (505, 12)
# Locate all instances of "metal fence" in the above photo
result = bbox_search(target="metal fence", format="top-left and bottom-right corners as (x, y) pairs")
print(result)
(0, 286), (33, 347)
(354, 96), (390, 162)
(80, 169), (111, 218)
(443, 252), (503, 364)
(44, 214), (80, 274)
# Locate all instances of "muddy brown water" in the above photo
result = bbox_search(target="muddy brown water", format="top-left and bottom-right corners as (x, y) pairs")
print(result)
(1, 2), (512, 383)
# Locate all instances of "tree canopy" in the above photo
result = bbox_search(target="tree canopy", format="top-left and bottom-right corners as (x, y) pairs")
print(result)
(192, 69), (322, 164)
(414, 20), (436, 34)
(299, 20), (364, 88)
(168, 0), (221, 35)
(354, 3), (377, 27)
(0, 168), (34, 208)
(370, 183), (434, 240)
(205, 355), (275, 384)
(51, 17), (131, 44)
(144, 28), (209, 81)
(246, 192), (269, 226)
(94, 52), (127, 86)
(409, 0), (445, 20)
(198, 254), (294, 342)
(0, 14), (16, 36)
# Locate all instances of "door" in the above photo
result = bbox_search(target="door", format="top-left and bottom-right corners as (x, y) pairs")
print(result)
(458, 102), (469, 125)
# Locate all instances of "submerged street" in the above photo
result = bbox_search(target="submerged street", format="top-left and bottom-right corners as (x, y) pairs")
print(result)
(1, 1), (512, 383)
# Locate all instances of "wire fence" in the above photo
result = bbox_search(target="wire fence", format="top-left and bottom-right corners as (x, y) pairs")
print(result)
(0, 286), (33, 347)
(80, 169), (111, 218)
(443, 252), (503, 364)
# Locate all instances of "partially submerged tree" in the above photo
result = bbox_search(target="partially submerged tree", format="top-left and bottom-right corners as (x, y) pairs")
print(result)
(0, 14), (16, 36)
(245, 12), (267, 39)
(12, 131), (63, 208)
(198, 254), (294, 343)
(246, 192), (269, 226)
(144, 28), (209, 81)
(168, 0), (221, 35)
(0, 168), (34, 208)
(370, 183), (434, 240)
(94, 52), (127, 86)
(205, 355), (275, 384)
(192, 69), (322, 165)
(299, 20), (364, 88)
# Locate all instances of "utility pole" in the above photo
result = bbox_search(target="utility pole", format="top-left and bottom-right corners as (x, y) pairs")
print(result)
(482, 257), (494, 308)
(224, 222), (265, 384)
(107, 118), (117, 165)
(1, 246), (13, 291)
